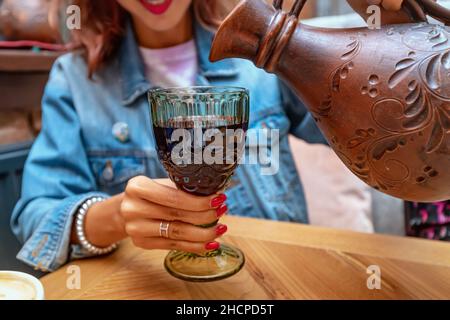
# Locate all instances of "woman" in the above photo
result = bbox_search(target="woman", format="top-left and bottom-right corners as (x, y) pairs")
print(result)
(12, 0), (405, 272)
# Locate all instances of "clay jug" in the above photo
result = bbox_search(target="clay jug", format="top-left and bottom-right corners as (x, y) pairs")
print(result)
(210, 0), (450, 202)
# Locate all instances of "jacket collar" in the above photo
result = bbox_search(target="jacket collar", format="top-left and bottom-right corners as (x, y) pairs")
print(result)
(118, 17), (238, 106)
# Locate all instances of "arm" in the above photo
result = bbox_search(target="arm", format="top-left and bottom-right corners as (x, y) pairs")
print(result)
(11, 59), (112, 271)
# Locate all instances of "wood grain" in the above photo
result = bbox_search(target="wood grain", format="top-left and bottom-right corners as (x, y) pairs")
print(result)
(41, 216), (450, 300)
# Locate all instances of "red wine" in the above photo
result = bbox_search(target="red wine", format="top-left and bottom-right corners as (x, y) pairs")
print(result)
(154, 116), (248, 196)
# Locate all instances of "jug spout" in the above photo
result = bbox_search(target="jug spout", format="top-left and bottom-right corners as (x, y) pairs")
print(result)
(210, 0), (450, 202)
(210, 0), (278, 64)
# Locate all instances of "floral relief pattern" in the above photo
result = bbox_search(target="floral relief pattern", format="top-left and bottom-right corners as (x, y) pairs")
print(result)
(328, 25), (449, 192)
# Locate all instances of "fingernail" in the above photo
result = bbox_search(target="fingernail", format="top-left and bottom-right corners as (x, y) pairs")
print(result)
(211, 194), (227, 208)
(216, 204), (228, 218)
(215, 224), (228, 236)
(205, 241), (220, 250)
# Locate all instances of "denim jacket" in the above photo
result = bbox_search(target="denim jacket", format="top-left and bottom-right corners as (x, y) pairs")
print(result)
(11, 20), (325, 272)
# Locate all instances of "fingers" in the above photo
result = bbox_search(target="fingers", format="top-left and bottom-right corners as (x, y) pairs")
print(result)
(121, 195), (227, 225)
(125, 219), (227, 242)
(122, 176), (229, 255)
(126, 176), (226, 212)
(381, 0), (404, 11)
(366, 0), (404, 11)
(132, 237), (220, 255)
(154, 178), (176, 188)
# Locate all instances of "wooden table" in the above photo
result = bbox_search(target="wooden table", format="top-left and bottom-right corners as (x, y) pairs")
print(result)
(41, 216), (450, 300)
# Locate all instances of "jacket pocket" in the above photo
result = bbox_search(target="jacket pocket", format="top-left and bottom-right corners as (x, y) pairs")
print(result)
(88, 153), (146, 194)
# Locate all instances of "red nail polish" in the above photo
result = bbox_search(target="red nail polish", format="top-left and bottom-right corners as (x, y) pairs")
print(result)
(216, 204), (228, 218)
(205, 242), (220, 250)
(216, 224), (228, 236)
(211, 194), (227, 208)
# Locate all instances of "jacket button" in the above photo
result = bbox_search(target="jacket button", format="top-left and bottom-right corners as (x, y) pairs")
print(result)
(112, 122), (130, 143)
(102, 160), (114, 182)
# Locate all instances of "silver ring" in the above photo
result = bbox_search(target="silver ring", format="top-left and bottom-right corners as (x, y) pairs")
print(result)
(159, 221), (170, 239)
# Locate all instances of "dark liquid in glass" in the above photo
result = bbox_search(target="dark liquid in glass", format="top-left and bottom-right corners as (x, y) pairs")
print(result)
(153, 116), (248, 196)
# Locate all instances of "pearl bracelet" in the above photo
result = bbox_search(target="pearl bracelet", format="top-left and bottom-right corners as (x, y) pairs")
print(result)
(75, 196), (118, 255)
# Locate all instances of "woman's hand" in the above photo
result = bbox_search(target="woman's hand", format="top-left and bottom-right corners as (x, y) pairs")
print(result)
(75, 177), (228, 255)
(347, 0), (413, 24)
(370, 0), (404, 11)
(349, 0), (404, 12)
(120, 177), (227, 254)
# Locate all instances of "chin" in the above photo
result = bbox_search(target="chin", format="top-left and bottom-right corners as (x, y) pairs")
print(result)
(140, 19), (181, 32)
(136, 0), (192, 31)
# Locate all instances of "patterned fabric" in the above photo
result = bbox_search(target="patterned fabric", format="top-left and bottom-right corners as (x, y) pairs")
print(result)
(405, 201), (450, 241)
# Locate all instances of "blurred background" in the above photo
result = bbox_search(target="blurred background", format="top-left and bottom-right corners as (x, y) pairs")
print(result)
(0, 0), (448, 274)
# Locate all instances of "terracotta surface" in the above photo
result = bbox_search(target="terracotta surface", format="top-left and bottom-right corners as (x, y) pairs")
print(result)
(0, 0), (58, 43)
(40, 215), (450, 300)
(210, 0), (450, 202)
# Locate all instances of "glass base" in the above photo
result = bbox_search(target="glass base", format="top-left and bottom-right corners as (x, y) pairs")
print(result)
(164, 243), (245, 282)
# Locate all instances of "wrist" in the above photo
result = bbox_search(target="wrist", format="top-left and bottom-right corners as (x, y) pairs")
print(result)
(82, 194), (127, 247)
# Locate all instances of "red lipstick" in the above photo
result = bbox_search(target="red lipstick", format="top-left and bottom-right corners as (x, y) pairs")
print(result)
(139, 0), (173, 15)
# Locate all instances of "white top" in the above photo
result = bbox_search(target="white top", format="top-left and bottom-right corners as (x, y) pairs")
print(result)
(139, 39), (198, 88)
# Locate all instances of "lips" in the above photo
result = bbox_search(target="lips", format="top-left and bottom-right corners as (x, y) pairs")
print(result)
(139, 0), (173, 15)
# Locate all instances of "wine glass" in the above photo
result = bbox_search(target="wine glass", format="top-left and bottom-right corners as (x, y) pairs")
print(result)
(148, 86), (249, 282)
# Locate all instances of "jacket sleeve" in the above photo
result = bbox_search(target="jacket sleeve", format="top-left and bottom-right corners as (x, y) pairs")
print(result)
(279, 80), (328, 145)
(11, 59), (110, 272)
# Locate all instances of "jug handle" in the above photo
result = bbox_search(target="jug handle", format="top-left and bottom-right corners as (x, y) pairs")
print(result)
(273, 0), (284, 10)
(273, 0), (307, 18)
